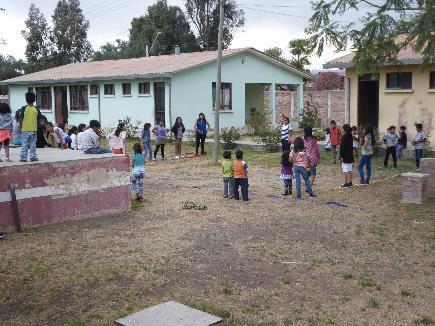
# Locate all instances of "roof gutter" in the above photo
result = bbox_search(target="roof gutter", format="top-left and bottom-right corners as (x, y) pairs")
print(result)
(323, 58), (426, 70)
(0, 73), (173, 86)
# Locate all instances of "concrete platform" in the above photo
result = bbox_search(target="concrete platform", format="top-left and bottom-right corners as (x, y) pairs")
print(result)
(0, 148), (130, 231)
(1, 147), (120, 165)
(115, 301), (222, 326)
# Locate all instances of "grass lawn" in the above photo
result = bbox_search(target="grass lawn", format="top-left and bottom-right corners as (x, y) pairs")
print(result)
(1, 140), (434, 325)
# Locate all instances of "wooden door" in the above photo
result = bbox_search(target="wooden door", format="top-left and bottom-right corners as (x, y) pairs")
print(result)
(154, 82), (165, 124)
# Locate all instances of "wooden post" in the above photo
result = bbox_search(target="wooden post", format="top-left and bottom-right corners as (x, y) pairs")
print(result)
(9, 183), (22, 233)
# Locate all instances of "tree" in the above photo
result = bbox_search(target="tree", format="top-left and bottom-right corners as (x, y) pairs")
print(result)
(306, 0), (435, 74)
(264, 47), (287, 62)
(0, 55), (27, 94)
(21, 3), (51, 72)
(92, 39), (130, 61)
(128, 0), (198, 57)
(51, 0), (92, 65)
(184, 0), (244, 50)
(288, 38), (314, 70)
(312, 71), (344, 90)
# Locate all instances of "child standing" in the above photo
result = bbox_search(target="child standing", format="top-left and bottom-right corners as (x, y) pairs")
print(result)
(171, 117), (185, 159)
(0, 103), (13, 162)
(281, 151), (293, 196)
(108, 122), (127, 154)
(131, 143), (145, 201)
(330, 120), (341, 163)
(413, 123), (427, 169)
(290, 137), (315, 198)
(281, 116), (292, 152)
(141, 123), (153, 160)
(12, 110), (21, 145)
(233, 150), (249, 201)
(19, 91), (42, 162)
(152, 120), (167, 160)
(339, 124), (354, 187)
(396, 126), (407, 159)
(303, 126), (320, 186)
(324, 128), (331, 152)
(221, 150), (234, 198)
(358, 127), (375, 184)
(383, 125), (398, 168)
(351, 126), (359, 165)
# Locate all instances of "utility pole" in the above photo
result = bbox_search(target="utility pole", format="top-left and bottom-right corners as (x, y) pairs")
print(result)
(213, 0), (224, 164)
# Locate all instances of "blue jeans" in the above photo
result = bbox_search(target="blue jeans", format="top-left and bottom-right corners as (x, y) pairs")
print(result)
(233, 178), (249, 200)
(132, 169), (145, 195)
(396, 144), (405, 158)
(223, 177), (234, 197)
(415, 149), (423, 168)
(84, 147), (112, 154)
(20, 131), (37, 160)
(57, 136), (72, 149)
(294, 165), (313, 196)
(144, 141), (153, 160)
(358, 155), (372, 182)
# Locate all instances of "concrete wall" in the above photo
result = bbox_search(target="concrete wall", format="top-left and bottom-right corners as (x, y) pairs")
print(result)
(264, 90), (345, 126)
(171, 52), (304, 130)
(0, 155), (130, 231)
(245, 84), (265, 122)
(346, 65), (435, 143)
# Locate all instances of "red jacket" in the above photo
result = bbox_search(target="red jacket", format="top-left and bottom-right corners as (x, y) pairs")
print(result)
(330, 127), (341, 146)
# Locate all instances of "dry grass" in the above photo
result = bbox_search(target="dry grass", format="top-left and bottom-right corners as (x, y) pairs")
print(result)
(0, 143), (434, 325)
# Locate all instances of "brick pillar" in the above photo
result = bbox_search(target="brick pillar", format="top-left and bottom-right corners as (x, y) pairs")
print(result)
(420, 158), (435, 197)
(401, 172), (429, 204)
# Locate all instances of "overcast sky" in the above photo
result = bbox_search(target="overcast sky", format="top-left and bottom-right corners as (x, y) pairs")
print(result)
(0, 0), (370, 69)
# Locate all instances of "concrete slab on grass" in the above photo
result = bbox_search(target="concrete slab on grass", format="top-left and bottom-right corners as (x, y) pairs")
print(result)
(115, 301), (222, 326)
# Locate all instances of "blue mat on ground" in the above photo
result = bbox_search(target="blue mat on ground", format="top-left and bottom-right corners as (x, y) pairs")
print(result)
(325, 201), (348, 208)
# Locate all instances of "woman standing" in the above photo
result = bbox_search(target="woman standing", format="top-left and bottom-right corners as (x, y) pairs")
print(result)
(171, 117), (185, 159)
(358, 126), (375, 184)
(281, 116), (292, 152)
(339, 124), (354, 188)
(194, 113), (210, 155)
(152, 120), (167, 160)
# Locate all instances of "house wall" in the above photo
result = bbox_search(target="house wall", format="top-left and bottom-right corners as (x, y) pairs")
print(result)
(347, 65), (435, 143)
(8, 80), (160, 132)
(245, 84), (265, 122)
(171, 52), (304, 130)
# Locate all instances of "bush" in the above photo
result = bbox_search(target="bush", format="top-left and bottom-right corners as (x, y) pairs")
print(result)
(313, 129), (325, 141)
(299, 94), (321, 129)
(220, 127), (240, 149)
(246, 110), (266, 135)
(119, 116), (141, 138)
(257, 126), (281, 152)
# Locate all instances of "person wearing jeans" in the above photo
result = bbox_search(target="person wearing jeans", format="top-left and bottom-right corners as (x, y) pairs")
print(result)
(19, 91), (42, 162)
(293, 165), (313, 198)
(233, 150), (249, 201)
(195, 113), (210, 155)
(413, 123), (426, 169)
(358, 127), (375, 184)
(81, 120), (112, 154)
(221, 150), (234, 198)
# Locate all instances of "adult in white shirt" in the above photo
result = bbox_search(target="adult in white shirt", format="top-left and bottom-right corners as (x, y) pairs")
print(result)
(281, 115), (292, 152)
(82, 120), (111, 154)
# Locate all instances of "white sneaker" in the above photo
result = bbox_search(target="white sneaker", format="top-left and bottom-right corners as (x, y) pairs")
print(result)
(152, 158), (157, 161)
(175, 155), (180, 159)
(162, 157), (166, 161)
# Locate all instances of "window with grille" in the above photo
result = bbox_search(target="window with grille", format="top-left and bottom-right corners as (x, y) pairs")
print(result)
(104, 84), (115, 95)
(386, 72), (412, 89)
(122, 83), (131, 95)
(90, 84), (98, 96)
(138, 82), (150, 95)
(35, 87), (52, 110)
(70, 85), (89, 111)
(212, 82), (232, 110)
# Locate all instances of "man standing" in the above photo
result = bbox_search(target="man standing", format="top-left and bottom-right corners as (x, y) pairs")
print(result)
(330, 120), (341, 164)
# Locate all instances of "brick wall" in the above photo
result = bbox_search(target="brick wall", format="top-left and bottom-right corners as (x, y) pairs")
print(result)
(420, 158), (435, 197)
(264, 90), (345, 126)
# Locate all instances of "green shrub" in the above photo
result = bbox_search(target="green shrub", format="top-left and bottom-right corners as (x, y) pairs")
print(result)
(299, 94), (321, 129)
(247, 110), (266, 135)
(313, 129), (325, 140)
(257, 126), (281, 152)
(119, 116), (141, 138)
(220, 127), (240, 149)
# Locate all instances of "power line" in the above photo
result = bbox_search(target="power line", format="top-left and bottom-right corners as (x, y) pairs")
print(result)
(87, 0), (145, 19)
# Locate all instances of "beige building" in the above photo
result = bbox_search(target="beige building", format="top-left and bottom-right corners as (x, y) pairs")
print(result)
(324, 49), (435, 145)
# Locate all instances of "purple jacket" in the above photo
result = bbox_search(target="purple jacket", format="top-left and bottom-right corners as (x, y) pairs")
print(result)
(281, 164), (293, 175)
